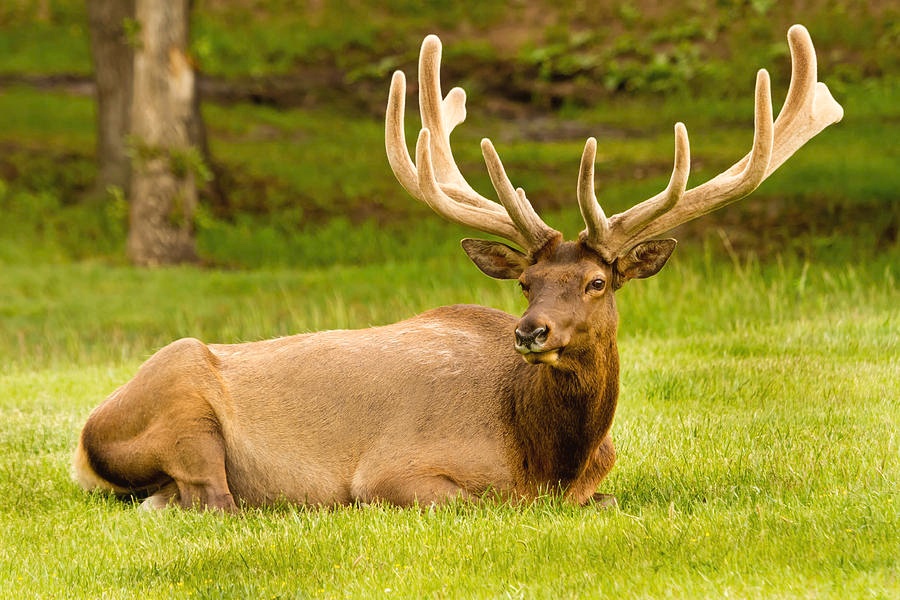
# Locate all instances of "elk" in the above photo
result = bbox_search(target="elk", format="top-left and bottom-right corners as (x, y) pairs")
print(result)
(73, 25), (843, 511)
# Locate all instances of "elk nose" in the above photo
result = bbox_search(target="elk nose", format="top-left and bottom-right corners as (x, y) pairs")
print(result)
(515, 325), (549, 350)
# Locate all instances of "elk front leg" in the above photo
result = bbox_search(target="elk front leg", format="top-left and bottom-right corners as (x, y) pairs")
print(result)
(588, 493), (619, 509)
(569, 433), (618, 508)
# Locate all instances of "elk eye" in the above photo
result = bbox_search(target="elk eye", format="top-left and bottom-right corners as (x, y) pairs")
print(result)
(587, 278), (606, 292)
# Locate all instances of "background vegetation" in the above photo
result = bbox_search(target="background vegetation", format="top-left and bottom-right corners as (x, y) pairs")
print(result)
(0, 1), (897, 597)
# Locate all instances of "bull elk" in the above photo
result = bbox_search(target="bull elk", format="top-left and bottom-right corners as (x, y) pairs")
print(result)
(73, 25), (843, 511)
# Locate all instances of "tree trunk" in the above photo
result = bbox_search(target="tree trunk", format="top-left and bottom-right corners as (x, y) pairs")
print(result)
(86, 0), (134, 196)
(127, 0), (199, 266)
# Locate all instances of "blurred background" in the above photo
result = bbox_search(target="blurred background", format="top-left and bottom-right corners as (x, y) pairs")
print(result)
(0, 0), (896, 269)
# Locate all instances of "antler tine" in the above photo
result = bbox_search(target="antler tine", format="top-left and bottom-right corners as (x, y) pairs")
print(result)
(481, 138), (561, 250)
(768, 24), (845, 175)
(385, 70), (418, 199)
(385, 40), (505, 218)
(618, 122), (692, 232)
(581, 126), (691, 261)
(577, 137), (611, 248)
(417, 36), (468, 193)
(385, 34), (560, 252)
(590, 24), (842, 258)
(415, 129), (529, 247)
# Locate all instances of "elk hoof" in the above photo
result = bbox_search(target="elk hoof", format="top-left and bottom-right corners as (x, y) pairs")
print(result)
(589, 493), (618, 510)
(140, 493), (175, 511)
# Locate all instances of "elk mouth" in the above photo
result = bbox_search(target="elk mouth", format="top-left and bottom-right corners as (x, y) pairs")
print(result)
(517, 347), (562, 365)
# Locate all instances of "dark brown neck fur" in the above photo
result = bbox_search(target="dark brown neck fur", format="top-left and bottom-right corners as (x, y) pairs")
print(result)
(506, 335), (619, 494)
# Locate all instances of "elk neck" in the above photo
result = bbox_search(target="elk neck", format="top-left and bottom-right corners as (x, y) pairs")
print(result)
(505, 326), (620, 491)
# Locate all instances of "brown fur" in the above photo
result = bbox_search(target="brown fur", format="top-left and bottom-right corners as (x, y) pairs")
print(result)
(73, 240), (673, 510)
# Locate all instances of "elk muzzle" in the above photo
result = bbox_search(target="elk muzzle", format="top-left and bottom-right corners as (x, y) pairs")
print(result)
(515, 325), (548, 351)
(514, 318), (560, 365)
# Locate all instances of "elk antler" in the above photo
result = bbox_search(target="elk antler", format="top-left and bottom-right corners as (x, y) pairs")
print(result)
(386, 35), (561, 253)
(579, 24), (844, 261)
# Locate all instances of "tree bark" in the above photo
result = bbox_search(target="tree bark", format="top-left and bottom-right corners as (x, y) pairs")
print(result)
(127, 0), (199, 266)
(86, 0), (134, 196)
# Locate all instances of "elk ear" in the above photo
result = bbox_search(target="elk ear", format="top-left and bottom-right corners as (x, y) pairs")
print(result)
(614, 239), (677, 287)
(461, 238), (530, 280)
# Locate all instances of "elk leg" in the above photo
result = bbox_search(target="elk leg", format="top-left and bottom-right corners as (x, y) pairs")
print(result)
(140, 482), (179, 510)
(586, 434), (618, 509)
(78, 338), (236, 511)
(402, 475), (471, 507)
(133, 430), (236, 512)
(353, 471), (470, 507)
(571, 433), (618, 506)
(160, 425), (237, 512)
(588, 493), (619, 509)
(100, 408), (236, 512)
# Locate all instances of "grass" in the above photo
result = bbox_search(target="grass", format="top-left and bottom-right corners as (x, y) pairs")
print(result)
(1, 244), (898, 597)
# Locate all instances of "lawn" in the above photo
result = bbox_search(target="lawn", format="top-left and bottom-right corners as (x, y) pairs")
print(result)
(1, 243), (897, 598)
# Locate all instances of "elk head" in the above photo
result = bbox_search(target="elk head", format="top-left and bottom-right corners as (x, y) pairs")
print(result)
(386, 27), (843, 368)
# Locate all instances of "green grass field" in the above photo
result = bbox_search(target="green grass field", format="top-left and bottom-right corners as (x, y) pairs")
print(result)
(1, 1), (899, 597)
(1, 246), (898, 597)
